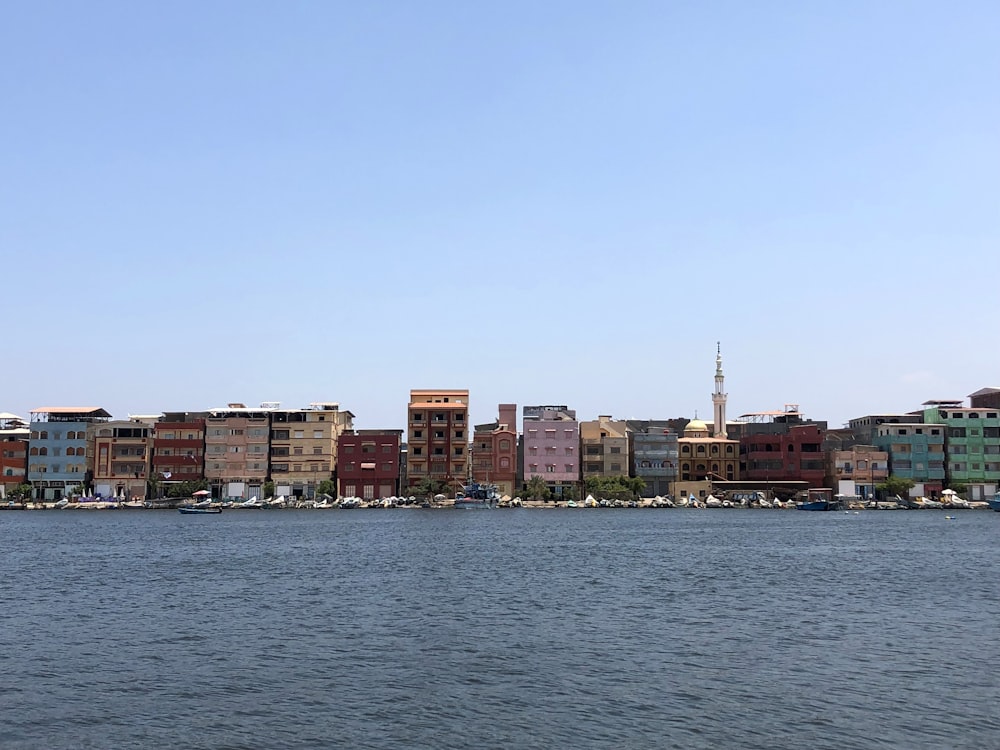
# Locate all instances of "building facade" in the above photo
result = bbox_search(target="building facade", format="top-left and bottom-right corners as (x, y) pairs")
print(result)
(152, 413), (206, 492)
(0, 413), (29, 497)
(338, 429), (402, 500)
(740, 423), (827, 488)
(28, 407), (111, 500)
(205, 403), (273, 500)
(676, 419), (740, 499)
(627, 420), (679, 497)
(580, 415), (630, 479)
(872, 422), (946, 497)
(270, 402), (354, 499)
(471, 403), (518, 497)
(920, 401), (1000, 500)
(406, 389), (469, 493)
(89, 418), (153, 500)
(825, 444), (889, 500)
(522, 405), (579, 497)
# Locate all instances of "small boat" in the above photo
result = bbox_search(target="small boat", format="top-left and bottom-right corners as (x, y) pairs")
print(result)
(453, 481), (498, 509)
(796, 488), (838, 511)
(988, 496), (1000, 512)
(178, 506), (222, 515)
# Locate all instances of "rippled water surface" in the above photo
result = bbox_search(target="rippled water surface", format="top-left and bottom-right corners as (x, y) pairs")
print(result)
(1, 509), (998, 749)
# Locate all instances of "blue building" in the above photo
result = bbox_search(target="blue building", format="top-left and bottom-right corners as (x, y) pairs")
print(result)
(28, 407), (111, 500)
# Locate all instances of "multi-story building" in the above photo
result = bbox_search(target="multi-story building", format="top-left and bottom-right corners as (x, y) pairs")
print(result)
(522, 405), (579, 497)
(28, 407), (111, 500)
(872, 421), (946, 497)
(740, 423), (827, 488)
(676, 419), (740, 499)
(580, 415), (630, 479)
(205, 403), (274, 500)
(471, 404), (518, 496)
(0, 413), (29, 496)
(152, 412), (207, 491)
(406, 389), (469, 494)
(847, 413), (916, 445)
(270, 402), (354, 499)
(920, 400), (1000, 500)
(338, 429), (402, 500)
(627, 420), (679, 497)
(89, 418), (153, 500)
(825, 444), (888, 500)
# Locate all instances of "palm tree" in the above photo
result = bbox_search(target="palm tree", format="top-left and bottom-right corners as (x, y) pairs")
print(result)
(525, 475), (551, 501)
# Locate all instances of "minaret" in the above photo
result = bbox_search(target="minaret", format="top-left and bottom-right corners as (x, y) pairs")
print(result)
(712, 342), (728, 439)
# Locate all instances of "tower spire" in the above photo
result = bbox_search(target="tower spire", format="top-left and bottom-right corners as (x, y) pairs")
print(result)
(712, 342), (728, 439)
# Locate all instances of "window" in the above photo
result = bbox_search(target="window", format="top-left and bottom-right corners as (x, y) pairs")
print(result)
(313, 447), (322, 455)
(412, 447), (422, 456)
(455, 430), (464, 439)
(433, 413), (445, 422)
(411, 412), (424, 422)
(313, 430), (323, 439)
(610, 463), (621, 472)
(230, 429), (244, 436)
(499, 440), (510, 451)
(500, 458), (510, 469)
(610, 447), (621, 454)
(435, 431), (444, 439)
(454, 447), (463, 456)
(382, 445), (393, 453)
(294, 431), (304, 439)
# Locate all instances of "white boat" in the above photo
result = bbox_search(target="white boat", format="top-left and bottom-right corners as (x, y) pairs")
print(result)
(54, 498), (69, 509)
(758, 497), (773, 509)
(705, 494), (723, 508)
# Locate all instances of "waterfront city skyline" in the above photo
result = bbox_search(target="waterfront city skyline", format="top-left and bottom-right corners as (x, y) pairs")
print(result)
(4, 2), (998, 430)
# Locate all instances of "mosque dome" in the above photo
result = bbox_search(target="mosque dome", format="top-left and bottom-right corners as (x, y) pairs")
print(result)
(685, 419), (708, 433)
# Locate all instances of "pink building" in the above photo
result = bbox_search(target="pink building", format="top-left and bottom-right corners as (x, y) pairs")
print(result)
(522, 405), (579, 498)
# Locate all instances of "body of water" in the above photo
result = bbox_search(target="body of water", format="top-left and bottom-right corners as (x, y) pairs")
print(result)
(1, 509), (997, 749)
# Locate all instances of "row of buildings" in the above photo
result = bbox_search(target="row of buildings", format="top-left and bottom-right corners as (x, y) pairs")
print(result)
(3, 350), (1000, 502)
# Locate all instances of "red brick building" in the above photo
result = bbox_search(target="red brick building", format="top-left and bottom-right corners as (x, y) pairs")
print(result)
(472, 403), (517, 497)
(338, 430), (402, 500)
(152, 413), (206, 491)
(740, 422), (827, 488)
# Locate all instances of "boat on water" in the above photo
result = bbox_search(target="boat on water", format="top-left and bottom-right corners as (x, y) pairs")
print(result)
(796, 488), (839, 511)
(178, 506), (222, 515)
(989, 496), (1000, 512)
(453, 482), (498, 509)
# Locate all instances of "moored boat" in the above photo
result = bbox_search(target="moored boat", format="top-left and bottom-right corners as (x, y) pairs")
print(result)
(178, 506), (222, 515)
(988, 495), (1000, 512)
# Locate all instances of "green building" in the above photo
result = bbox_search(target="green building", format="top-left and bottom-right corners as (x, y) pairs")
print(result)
(920, 400), (1000, 501)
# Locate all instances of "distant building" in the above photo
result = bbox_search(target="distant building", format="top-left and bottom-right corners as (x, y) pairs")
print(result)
(472, 403), (517, 497)
(825, 445), (888, 500)
(920, 400), (1000, 500)
(872, 421), (946, 497)
(522, 405), (579, 498)
(406, 389), (469, 493)
(0, 413), (29, 496)
(270, 402), (354, 499)
(152, 413), (207, 491)
(675, 348), (740, 500)
(338, 430), (402, 500)
(28, 407), (111, 500)
(626, 420), (679, 497)
(847, 413), (916, 445)
(89, 418), (153, 500)
(205, 403), (275, 500)
(580, 416), (630, 479)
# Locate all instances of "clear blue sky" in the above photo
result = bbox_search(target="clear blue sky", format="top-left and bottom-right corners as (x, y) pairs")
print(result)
(3, 1), (998, 430)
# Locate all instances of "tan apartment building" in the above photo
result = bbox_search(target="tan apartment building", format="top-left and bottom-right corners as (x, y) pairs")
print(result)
(580, 415), (631, 479)
(88, 418), (154, 500)
(406, 389), (469, 494)
(205, 403), (273, 500)
(269, 402), (354, 499)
